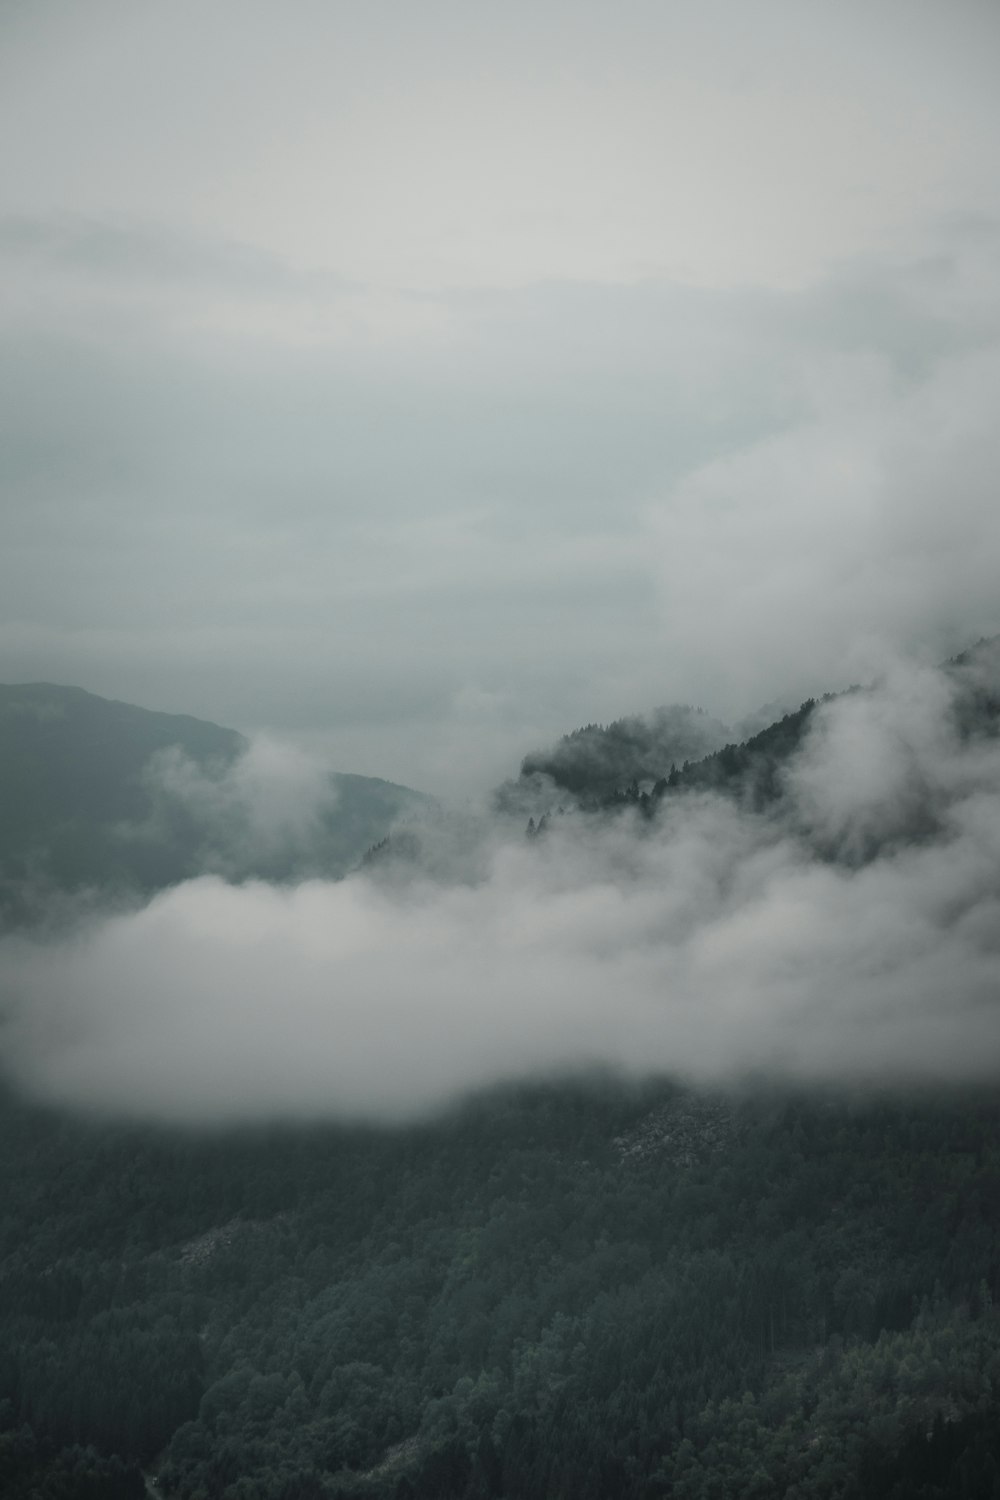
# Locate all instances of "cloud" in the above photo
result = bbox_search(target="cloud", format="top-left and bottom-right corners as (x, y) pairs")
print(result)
(136, 734), (339, 877)
(647, 328), (1000, 718)
(786, 661), (960, 859)
(2, 654), (999, 1122)
(0, 214), (308, 292)
(4, 0), (999, 293)
(3, 230), (998, 799)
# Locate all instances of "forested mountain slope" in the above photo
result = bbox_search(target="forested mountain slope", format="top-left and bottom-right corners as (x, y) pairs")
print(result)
(504, 637), (1000, 831)
(0, 1079), (997, 1499)
(514, 704), (732, 801)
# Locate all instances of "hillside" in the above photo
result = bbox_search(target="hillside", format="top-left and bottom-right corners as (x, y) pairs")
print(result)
(0, 1078), (997, 1499)
(503, 638), (1000, 836)
(0, 684), (429, 921)
(513, 704), (732, 801)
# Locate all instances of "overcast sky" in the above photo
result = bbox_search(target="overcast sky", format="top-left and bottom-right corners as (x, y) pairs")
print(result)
(3, 0), (1000, 796)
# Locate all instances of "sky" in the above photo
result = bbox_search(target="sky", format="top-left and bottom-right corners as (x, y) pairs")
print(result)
(3, 0), (1000, 800)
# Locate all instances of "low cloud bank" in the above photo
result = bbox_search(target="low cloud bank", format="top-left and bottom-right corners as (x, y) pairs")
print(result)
(2, 657), (999, 1122)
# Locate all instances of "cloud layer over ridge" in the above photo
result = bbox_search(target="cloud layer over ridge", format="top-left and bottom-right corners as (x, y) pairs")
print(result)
(3, 655), (999, 1122)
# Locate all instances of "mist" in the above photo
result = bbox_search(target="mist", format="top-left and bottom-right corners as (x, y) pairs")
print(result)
(2, 654), (998, 1122)
(139, 733), (339, 877)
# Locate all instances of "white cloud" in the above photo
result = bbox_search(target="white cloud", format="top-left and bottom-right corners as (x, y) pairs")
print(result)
(646, 335), (1000, 717)
(140, 734), (338, 873)
(3, 656), (999, 1122)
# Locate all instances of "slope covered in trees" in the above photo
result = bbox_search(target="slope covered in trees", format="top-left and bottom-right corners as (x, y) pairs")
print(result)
(515, 705), (732, 801)
(0, 1079), (997, 1499)
(507, 639), (1000, 839)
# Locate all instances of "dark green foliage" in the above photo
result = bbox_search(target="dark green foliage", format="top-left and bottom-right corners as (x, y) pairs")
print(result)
(647, 698), (819, 810)
(503, 698), (821, 823)
(506, 641), (1000, 864)
(507, 637), (1000, 830)
(360, 830), (423, 870)
(0, 1078), (997, 1498)
(0, 1403), (145, 1499)
(514, 704), (731, 801)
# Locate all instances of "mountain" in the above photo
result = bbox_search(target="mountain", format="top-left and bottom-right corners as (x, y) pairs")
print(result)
(513, 704), (732, 801)
(0, 1077), (996, 1499)
(0, 683), (429, 921)
(502, 637), (1000, 833)
(0, 684), (244, 897)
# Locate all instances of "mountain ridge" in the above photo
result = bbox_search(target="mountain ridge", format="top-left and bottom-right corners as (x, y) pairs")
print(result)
(0, 681), (430, 921)
(504, 636), (1000, 821)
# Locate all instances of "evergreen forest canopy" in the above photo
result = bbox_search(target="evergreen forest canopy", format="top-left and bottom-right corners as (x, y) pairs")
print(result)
(499, 637), (1000, 834)
(514, 704), (733, 801)
(0, 647), (999, 1497)
(1, 1077), (998, 1500)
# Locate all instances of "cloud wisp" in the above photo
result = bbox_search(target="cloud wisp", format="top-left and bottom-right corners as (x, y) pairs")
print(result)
(137, 734), (339, 878)
(2, 656), (999, 1123)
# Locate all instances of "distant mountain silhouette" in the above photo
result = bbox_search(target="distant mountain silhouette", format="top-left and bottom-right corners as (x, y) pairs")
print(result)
(0, 683), (429, 921)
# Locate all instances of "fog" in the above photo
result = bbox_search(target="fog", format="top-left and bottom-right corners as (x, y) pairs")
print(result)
(2, 655), (999, 1122)
(141, 734), (340, 875)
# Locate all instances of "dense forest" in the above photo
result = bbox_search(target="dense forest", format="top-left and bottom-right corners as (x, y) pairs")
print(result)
(513, 705), (732, 801)
(0, 1077), (998, 1499)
